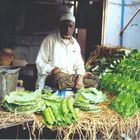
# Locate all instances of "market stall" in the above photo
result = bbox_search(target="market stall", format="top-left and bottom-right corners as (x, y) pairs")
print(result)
(0, 46), (140, 140)
(0, 99), (139, 139)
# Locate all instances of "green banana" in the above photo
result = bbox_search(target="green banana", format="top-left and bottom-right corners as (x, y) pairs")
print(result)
(43, 107), (55, 125)
(48, 107), (56, 123)
(51, 105), (62, 122)
(61, 98), (69, 115)
(67, 97), (78, 121)
(63, 114), (72, 125)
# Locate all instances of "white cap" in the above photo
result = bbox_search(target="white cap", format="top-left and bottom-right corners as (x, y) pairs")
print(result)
(60, 13), (75, 23)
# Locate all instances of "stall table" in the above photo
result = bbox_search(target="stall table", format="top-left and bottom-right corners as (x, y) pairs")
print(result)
(0, 99), (139, 140)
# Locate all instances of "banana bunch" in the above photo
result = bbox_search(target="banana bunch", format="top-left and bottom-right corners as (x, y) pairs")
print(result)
(42, 97), (79, 129)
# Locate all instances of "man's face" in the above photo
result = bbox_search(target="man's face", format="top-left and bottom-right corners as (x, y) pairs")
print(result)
(59, 20), (75, 39)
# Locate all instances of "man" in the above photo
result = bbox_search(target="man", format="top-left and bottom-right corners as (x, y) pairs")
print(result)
(36, 13), (99, 90)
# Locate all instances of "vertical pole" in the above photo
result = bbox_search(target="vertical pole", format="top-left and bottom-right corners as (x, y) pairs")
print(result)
(120, 0), (125, 46)
(73, 0), (77, 38)
(73, 0), (77, 17)
(101, 0), (107, 45)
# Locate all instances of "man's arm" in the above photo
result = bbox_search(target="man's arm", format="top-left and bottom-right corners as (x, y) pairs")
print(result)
(36, 36), (54, 76)
(75, 74), (84, 89)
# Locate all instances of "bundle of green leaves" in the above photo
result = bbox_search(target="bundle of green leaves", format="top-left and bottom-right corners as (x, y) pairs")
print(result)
(2, 90), (46, 114)
(74, 87), (107, 112)
(100, 48), (140, 117)
(111, 91), (138, 117)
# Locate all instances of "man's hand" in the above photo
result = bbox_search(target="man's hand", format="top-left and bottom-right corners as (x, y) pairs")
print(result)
(75, 75), (84, 90)
(51, 67), (61, 75)
(85, 72), (92, 76)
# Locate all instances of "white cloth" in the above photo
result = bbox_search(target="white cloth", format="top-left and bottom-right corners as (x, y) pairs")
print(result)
(60, 13), (75, 23)
(36, 31), (86, 89)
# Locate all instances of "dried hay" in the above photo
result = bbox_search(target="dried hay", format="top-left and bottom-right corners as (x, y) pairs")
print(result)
(85, 45), (121, 67)
(53, 96), (140, 140)
(0, 109), (42, 139)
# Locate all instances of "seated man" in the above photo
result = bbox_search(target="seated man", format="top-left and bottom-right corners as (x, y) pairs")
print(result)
(36, 13), (99, 90)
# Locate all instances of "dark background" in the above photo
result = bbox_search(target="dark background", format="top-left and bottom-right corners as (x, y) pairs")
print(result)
(0, 0), (103, 60)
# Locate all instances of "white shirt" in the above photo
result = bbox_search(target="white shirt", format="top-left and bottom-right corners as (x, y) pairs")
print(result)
(35, 32), (86, 89)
